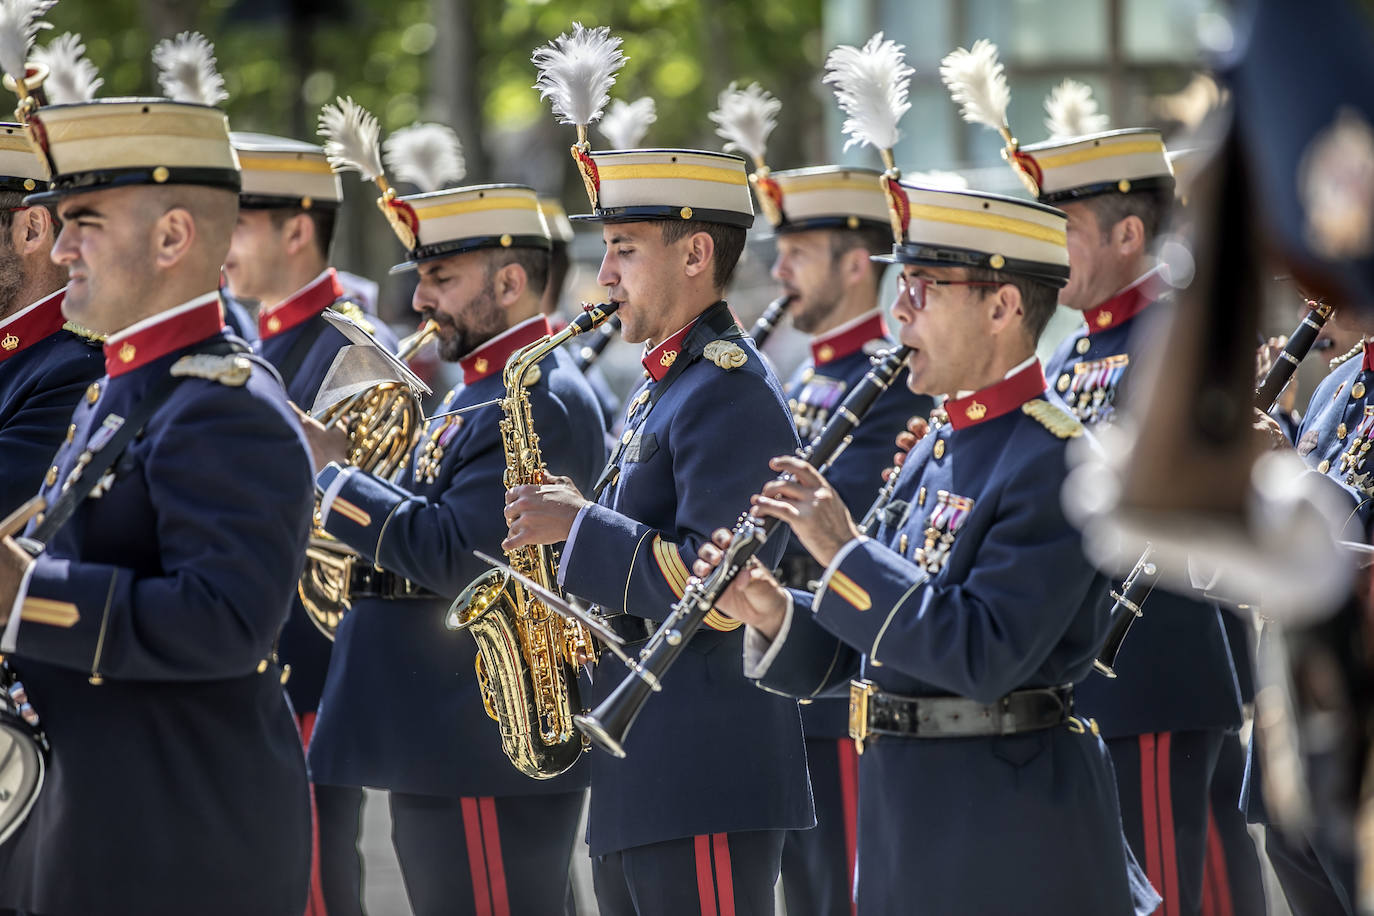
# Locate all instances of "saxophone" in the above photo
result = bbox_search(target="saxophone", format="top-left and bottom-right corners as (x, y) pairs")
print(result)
(447, 302), (620, 779)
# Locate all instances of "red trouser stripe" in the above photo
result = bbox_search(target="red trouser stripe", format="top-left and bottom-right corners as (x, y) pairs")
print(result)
(694, 835), (718, 916)
(297, 712), (327, 916)
(1139, 734), (1167, 915)
(836, 739), (860, 916)
(478, 797), (511, 916)
(1157, 732), (1181, 916)
(460, 797), (493, 916)
(712, 834), (736, 916)
(1202, 807), (1235, 916)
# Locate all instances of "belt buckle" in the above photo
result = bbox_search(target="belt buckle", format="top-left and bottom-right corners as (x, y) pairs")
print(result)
(848, 679), (877, 755)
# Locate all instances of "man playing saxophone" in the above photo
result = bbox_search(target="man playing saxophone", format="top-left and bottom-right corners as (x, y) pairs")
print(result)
(297, 179), (607, 915)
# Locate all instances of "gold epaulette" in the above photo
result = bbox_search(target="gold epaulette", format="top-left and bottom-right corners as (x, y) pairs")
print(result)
(62, 321), (105, 343)
(1021, 398), (1083, 438)
(171, 353), (252, 387)
(330, 300), (377, 337)
(703, 339), (747, 371)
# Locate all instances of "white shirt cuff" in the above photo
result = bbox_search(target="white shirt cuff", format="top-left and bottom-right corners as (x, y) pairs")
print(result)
(2, 558), (37, 653)
(317, 466), (356, 527)
(557, 504), (593, 588)
(814, 537), (868, 609)
(743, 591), (795, 679)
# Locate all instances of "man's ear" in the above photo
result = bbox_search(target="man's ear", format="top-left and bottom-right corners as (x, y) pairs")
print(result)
(495, 261), (528, 306)
(14, 206), (53, 257)
(282, 212), (316, 258)
(682, 230), (716, 282)
(838, 245), (871, 290)
(151, 207), (197, 269)
(1114, 214), (1147, 260)
(987, 281), (1023, 331)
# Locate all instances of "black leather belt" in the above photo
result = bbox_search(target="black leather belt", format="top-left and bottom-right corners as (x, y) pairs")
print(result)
(604, 613), (660, 643)
(348, 565), (435, 600)
(776, 555), (824, 591)
(848, 680), (1074, 750)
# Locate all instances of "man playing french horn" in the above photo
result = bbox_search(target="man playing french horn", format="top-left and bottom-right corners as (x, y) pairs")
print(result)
(295, 100), (607, 915)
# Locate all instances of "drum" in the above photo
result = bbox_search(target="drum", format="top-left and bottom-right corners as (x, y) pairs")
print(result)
(0, 683), (46, 846)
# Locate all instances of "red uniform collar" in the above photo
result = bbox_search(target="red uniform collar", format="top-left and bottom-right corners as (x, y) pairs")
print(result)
(103, 294), (226, 377)
(0, 289), (66, 364)
(459, 315), (552, 385)
(810, 310), (888, 367)
(259, 268), (345, 340)
(1082, 269), (1167, 336)
(1362, 340), (1374, 373)
(642, 319), (696, 382)
(944, 361), (1048, 430)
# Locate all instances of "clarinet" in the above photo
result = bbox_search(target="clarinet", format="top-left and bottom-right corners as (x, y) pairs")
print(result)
(748, 294), (795, 349)
(1093, 298), (1334, 676)
(573, 314), (622, 373)
(574, 346), (914, 758)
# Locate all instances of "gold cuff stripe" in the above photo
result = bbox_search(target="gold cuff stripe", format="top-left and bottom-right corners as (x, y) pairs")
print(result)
(703, 609), (743, 632)
(415, 196), (541, 220)
(236, 154), (335, 176)
(1031, 140), (1168, 170)
(827, 570), (871, 611)
(597, 163), (749, 187)
(332, 497), (372, 528)
(907, 203), (1067, 246)
(652, 536), (689, 600)
(21, 597), (79, 627)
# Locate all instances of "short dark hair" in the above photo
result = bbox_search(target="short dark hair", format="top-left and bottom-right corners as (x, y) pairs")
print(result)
(660, 219), (747, 290)
(828, 224), (892, 286)
(546, 240), (570, 303)
(267, 205), (337, 260)
(1080, 186), (1174, 246)
(966, 265), (1060, 343)
(485, 245), (551, 298)
(0, 190), (59, 236)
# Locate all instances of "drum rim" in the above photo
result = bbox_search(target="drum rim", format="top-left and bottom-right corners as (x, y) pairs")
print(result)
(0, 709), (46, 847)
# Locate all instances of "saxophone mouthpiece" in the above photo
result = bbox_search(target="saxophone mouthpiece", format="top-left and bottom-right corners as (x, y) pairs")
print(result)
(570, 300), (621, 335)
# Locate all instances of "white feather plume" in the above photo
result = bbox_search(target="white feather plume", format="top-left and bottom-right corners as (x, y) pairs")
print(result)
(0, 0), (54, 84)
(383, 122), (466, 193)
(822, 33), (913, 153)
(1044, 78), (1109, 139)
(708, 82), (779, 163)
(152, 31), (227, 106)
(598, 96), (655, 150)
(939, 39), (1011, 133)
(905, 169), (969, 190)
(32, 32), (101, 104)
(532, 23), (626, 128)
(318, 97), (384, 182)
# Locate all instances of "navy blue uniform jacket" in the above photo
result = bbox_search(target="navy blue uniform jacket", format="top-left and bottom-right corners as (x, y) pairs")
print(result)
(1046, 277), (1242, 737)
(0, 289), (104, 517)
(558, 301), (815, 857)
(309, 316), (606, 798)
(0, 302), (313, 916)
(754, 364), (1158, 916)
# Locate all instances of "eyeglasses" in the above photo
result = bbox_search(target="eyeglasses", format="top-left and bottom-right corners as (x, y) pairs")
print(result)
(896, 274), (1004, 310)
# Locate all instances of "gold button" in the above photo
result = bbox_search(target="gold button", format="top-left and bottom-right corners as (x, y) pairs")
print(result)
(256, 659), (269, 674)
(499, 233), (513, 247)
(933, 439), (946, 459)
(88, 674), (104, 685)
(45, 466), (58, 487)
(1355, 382), (1367, 400)
(1338, 423), (1348, 439)
(1117, 179), (1132, 193)
(917, 486), (926, 507)
(988, 254), (1005, 269)
(1075, 337), (1091, 355)
(86, 382), (100, 403)
(1056, 373), (1070, 392)
(301, 196), (314, 210)
(22, 178), (34, 191)
(847, 216), (860, 229)
(1319, 459), (1331, 473)
(152, 166), (170, 183)
(679, 207), (693, 220)
(66, 423), (76, 443)
(621, 428), (634, 445)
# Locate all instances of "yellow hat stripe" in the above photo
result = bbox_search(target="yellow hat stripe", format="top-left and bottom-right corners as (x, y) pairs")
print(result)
(1030, 140), (1168, 170)
(652, 535), (689, 599)
(44, 111), (228, 143)
(597, 163), (749, 187)
(21, 596), (79, 627)
(236, 154), (334, 176)
(777, 175), (883, 194)
(415, 196), (541, 221)
(907, 203), (1067, 246)
(827, 569), (871, 611)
